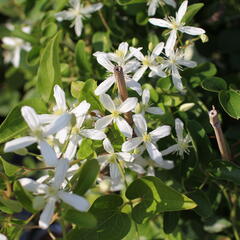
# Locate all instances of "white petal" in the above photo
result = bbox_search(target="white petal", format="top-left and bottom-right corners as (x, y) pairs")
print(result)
(175, 118), (184, 140)
(117, 152), (134, 162)
(53, 159), (69, 189)
(122, 137), (143, 152)
(4, 136), (36, 152)
(44, 113), (72, 136)
(129, 47), (144, 61)
(150, 125), (171, 141)
(142, 89), (150, 105)
(152, 42), (164, 56)
(115, 116), (133, 138)
(69, 0), (79, 8)
(145, 142), (163, 164)
(81, 3), (103, 15)
(12, 47), (21, 68)
(71, 100), (90, 117)
(99, 94), (116, 112)
(165, 30), (177, 56)
(21, 106), (40, 131)
(176, 0), (188, 23)
(94, 76), (115, 96)
(38, 114), (58, 124)
(146, 107), (164, 115)
(132, 66), (148, 81)
(19, 178), (48, 194)
(118, 42), (128, 56)
(63, 135), (82, 161)
(126, 80), (142, 95)
(80, 129), (106, 140)
(149, 18), (172, 28)
(53, 85), (67, 112)
(133, 114), (147, 135)
(55, 11), (75, 21)
(74, 16), (83, 37)
(126, 162), (146, 174)
(58, 191), (90, 211)
(172, 75), (183, 91)
(118, 97), (138, 113)
(147, 0), (158, 16)
(161, 144), (178, 156)
(179, 26), (205, 35)
(123, 60), (140, 73)
(103, 138), (114, 153)
(55, 127), (69, 144)
(97, 155), (111, 170)
(95, 115), (113, 130)
(147, 166), (155, 176)
(177, 59), (197, 68)
(156, 159), (174, 169)
(149, 65), (166, 78)
(95, 53), (114, 72)
(38, 141), (58, 167)
(39, 198), (56, 229)
(0, 233), (7, 240)
(164, 0), (176, 8)
(109, 163), (121, 179)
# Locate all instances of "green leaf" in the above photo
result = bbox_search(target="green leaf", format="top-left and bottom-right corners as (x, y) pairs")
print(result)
(77, 139), (94, 160)
(126, 176), (196, 224)
(136, 12), (148, 25)
(0, 98), (47, 144)
(186, 120), (213, 166)
(71, 81), (84, 99)
(75, 40), (92, 74)
(202, 77), (227, 92)
(208, 160), (240, 185)
(74, 159), (100, 196)
(37, 31), (62, 102)
(92, 32), (112, 52)
(219, 90), (240, 119)
(63, 210), (97, 228)
(11, 27), (38, 44)
(27, 46), (41, 66)
(117, 0), (145, 5)
(182, 3), (204, 24)
(163, 212), (179, 234)
(0, 157), (19, 177)
(0, 196), (22, 213)
(188, 190), (213, 218)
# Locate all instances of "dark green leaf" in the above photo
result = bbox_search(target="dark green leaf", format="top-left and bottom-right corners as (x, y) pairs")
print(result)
(202, 77), (227, 92)
(182, 3), (204, 24)
(0, 196), (22, 213)
(92, 32), (112, 52)
(163, 212), (179, 234)
(136, 12), (148, 25)
(0, 157), (19, 177)
(117, 0), (145, 5)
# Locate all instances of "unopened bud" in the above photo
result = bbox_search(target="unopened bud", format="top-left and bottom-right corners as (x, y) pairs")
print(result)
(14, 148), (28, 156)
(179, 103), (195, 112)
(200, 34), (208, 43)
(99, 179), (111, 193)
(148, 42), (154, 52)
(132, 37), (138, 47)
(135, 103), (142, 114)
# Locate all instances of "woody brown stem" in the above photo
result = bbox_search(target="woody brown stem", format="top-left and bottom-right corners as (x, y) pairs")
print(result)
(114, 66), (133, 125)
(209, 106), (231, 161)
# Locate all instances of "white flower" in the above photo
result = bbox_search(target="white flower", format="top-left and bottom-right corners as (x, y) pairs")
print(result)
(162, 49), (196, 90)
(147, 0), (176, 17)
(95, 94), (137, 138)
(149, 0), (205, 55)
(97, 138), (133, 182)
(19, 159), (90, 229)
(55, 0), (103, 37)
(130, 42), (166, 81)
(0, 233), (7, 240)
(122, 114), (174, 169)
(93, 52), (142, 96)
(161, 118), (191, 158)
(4, 106), (71, 166)
(135, 89), (164, 115)
(2, 26), (31, 67)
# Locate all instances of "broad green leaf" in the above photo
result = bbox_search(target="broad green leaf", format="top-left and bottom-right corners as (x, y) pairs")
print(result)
(71, 81), (84, 99)
(74, 159), (99, 196)
(136, 12), (148, 25)
(219, 90), (240, 119)
(117, 0), (145, 5)
(163, 212), (179, 234)
(0, 98), (47, 144)
(27, 46), (41, 66)
(208, 160), (240, 185)
(157, 77), (172, 91)
(126, 176), (196, 224)
(37, 31), (62, 102)
(42, 22), (58, 39)
(92, 32), (112, 52)
(75, 40), (92, 74)
(186, 120), (213, 166)
(0, 196), (22, 213)
(188, 190), (213, 218)
(182, 3), (204, 24)
(13, 181), (35, 213)
(11, 27), (38, 44)
(67, 195), (131, 240)
(77, 139), (94, 160)
(63, 210), (97, 228)
(0, 157), (19, 177)
(202, 77), (227, 92)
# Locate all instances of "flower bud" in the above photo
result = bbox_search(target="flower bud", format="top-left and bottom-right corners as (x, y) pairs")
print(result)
(179, 103), (195, 112)
(200, 34), (208, 43)
(135, 103), (142, 114)
(148, 42), (154, 52)
(132, 37), (138, 47)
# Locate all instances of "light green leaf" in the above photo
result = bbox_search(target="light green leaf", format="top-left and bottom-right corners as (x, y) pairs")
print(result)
(37, 31), (62, 102)
(126, 176), (196, 224)
(0, 157), (19, 177)
(202, 77), (227, 92)
(0, 196), (22, 213)
(77, 139), (94, 160)
(117, 0), (145, 5)
(219, 90), (240, 119)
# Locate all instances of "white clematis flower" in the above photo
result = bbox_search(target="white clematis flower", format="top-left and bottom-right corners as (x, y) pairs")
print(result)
(93, 52), (142, 96)
(149, 0), (205, 55)
(96, 94), (137, 138)
(19, 159), (90, 229)
(122, 114), (174, 169)
(161, 118), (191, 158)
(162, 49), (197, 90)
(4, 106), (71, 166)
(135, 89), (164, 115)
(130, 42), (166, 81)
(97, 138), (133, 182)
(0, 234), (7, 240)
(147, 0), (176, 17)
(55, 0), (103, 37)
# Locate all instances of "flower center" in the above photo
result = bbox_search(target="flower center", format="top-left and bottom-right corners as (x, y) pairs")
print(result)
(115, 50), (125, 58)
(142, 57), (151, 66)
(143, 133), (151, 142)
(109, 153), (117, 163)
(47, 186), (58, 197)
(112, 110), (120, 118)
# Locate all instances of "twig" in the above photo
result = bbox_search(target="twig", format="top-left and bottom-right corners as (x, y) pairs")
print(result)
(114, 66), (133, 125)
(209, 105), (231, 160)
